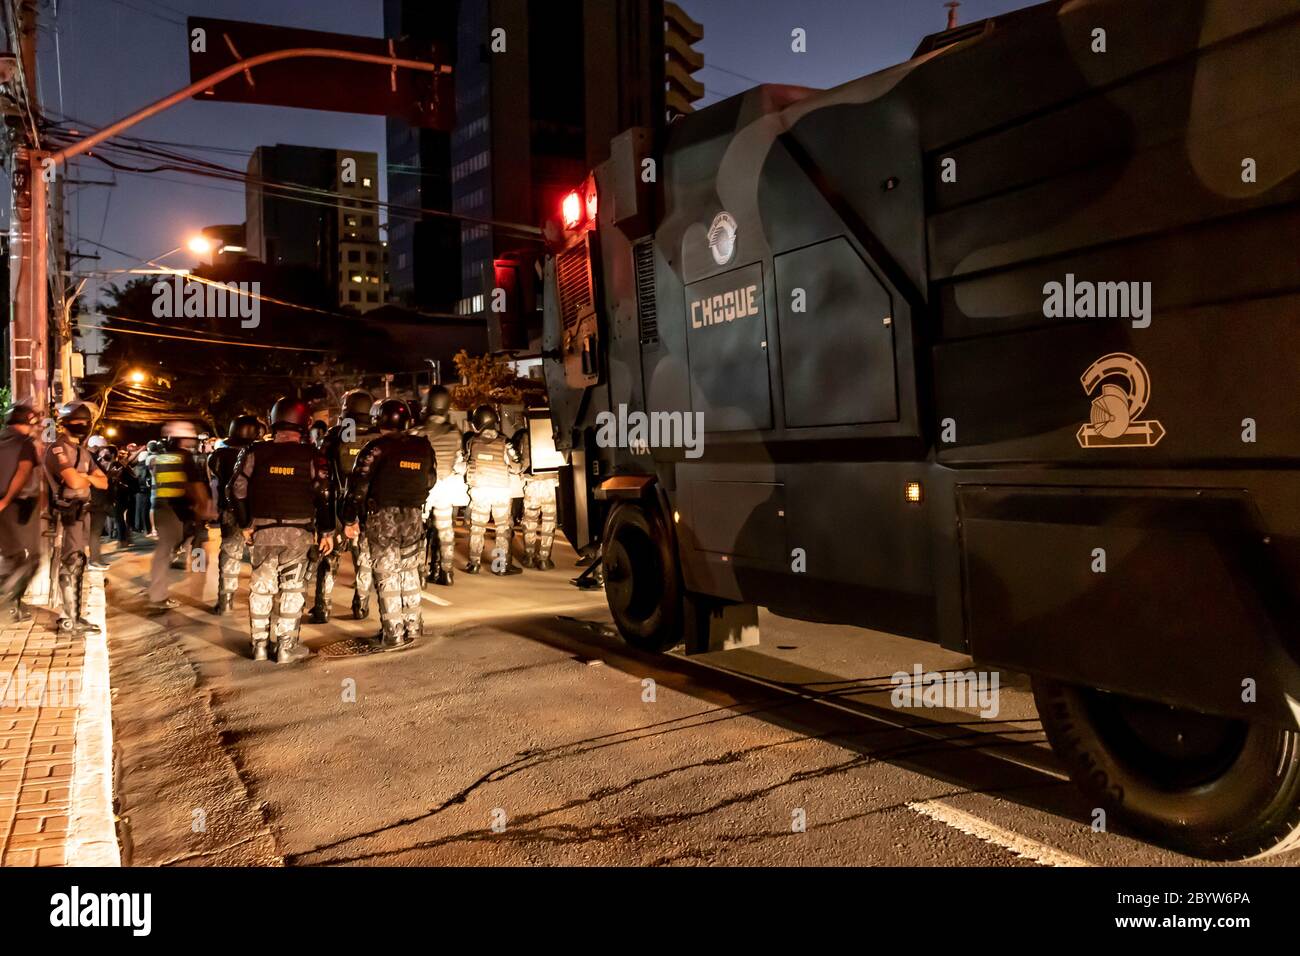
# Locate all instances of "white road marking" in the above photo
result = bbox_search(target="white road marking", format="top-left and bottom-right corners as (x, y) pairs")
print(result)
(906, 799), (1091, 867)
(67, 569), (121, 866)
(422, 594), (453, 607)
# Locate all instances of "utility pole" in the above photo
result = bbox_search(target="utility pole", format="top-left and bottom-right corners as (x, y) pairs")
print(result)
(52, 173), (75, 404)
(7, 0), (47, 412)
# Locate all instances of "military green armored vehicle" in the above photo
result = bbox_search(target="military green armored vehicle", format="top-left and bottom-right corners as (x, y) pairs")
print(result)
(542, 0), (1300, 859)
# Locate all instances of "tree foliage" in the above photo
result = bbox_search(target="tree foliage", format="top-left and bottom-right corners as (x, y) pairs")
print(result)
(91, 264), (370, 431)
(449, 350), (543, 410)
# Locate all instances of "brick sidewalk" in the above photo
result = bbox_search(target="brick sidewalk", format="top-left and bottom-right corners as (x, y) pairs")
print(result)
(0, 570), (117, 866)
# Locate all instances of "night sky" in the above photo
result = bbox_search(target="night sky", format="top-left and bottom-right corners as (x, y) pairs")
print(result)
(19, 0), (1035, 306)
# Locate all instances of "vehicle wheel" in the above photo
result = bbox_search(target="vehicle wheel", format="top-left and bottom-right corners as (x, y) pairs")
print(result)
(1033, 676), (1300, 859)
(602, 501), (682, 652)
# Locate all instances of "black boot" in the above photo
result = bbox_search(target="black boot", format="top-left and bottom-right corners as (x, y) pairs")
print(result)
(214, 592), (235, 616)
(351, 596), (370, 620)
(275, 629), (311, 664)
(465, 560), (480, 574)
(307, 603), (330, 624)
(8, 602), (31, 623)
(58, 568), (81, 633)
(380, 624), (413, 652)
(435, 567), (454, 586)
(535, 557), (555, 571)
(251, 637), (270, 662)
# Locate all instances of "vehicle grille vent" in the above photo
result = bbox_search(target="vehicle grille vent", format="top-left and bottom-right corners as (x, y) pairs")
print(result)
(556, 239), (593, 333)
(633, 238), (658, 345)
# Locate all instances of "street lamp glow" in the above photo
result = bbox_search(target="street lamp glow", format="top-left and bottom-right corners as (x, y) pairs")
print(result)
(128, 369), (147, 385)
(104, 426), (118, 438)
(186, 235), (213, 256)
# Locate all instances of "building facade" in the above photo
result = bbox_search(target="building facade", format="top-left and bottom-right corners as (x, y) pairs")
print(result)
(384, 0), (588, 342)
(245, 144), (389, 313)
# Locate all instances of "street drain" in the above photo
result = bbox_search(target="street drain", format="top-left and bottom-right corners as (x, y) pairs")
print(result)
(316, 637), (381, 657)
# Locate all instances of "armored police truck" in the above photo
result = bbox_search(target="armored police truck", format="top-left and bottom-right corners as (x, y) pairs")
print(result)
(541, 0), (1300, 859)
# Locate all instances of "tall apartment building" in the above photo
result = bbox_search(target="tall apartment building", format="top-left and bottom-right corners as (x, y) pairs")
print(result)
(384, 0), (692, 346)
(384, 0), (587, 324)
(245, 144), (390, 313)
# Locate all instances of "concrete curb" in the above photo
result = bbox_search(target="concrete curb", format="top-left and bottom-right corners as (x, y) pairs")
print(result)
(66, 570), (120, 866)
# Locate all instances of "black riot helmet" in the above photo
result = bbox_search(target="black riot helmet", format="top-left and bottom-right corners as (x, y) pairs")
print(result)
(5, 402), (39, 428)
(340, 389), (375, 424)
(226, 414), (263, 446)
(58, 400), (95, 438)
(426, 385), (452, 420)
(404, 398), (425, 427)
(470, 404), (499, 434)
(371, 398), (411, 433)
(269, 398), (311, 434)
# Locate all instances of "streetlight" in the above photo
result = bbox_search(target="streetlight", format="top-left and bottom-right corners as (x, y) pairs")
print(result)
(186, 235), (213, 257)
(128, 369), (147, 385)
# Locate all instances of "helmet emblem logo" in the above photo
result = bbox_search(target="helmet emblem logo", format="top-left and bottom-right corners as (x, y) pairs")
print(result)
(1077, 352), (1165, 448)
(708, 212), (738, 266)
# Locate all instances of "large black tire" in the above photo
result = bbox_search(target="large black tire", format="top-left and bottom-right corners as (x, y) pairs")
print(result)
(602, 501), (683, 653)
(1033, 676), (1300, 860)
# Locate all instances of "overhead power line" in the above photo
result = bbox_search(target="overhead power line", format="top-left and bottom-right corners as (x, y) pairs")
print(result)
(41, 125), (543, 239)
(78, 321), (328, 352)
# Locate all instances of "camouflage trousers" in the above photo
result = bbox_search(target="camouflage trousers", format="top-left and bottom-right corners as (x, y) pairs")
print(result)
(365, 506), (424, 641)
(248, 525), (313, 654)
(467, 488), (512, 565)
(424, 477), (463, 573)
(522, 479), (558, 563)
(313, 529), (372, 612)
(218, 518), (246, 597)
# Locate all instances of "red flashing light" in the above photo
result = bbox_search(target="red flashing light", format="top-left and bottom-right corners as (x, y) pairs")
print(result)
(561, 191), (583, 229)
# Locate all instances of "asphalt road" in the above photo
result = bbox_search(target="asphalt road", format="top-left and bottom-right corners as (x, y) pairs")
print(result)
(98, 527), (1300, 868)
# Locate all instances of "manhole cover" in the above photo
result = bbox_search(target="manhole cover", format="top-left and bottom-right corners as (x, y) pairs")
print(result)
(316, 637), (381, 658)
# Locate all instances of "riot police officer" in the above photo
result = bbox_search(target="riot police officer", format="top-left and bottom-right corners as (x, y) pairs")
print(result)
(414, 386), (467, 586)
(147, 420), (213, 614)
(463, 404), (522, 575)
(309, 389), (376, 623)
(207, 414), (264, 615)
(341, 399), (434, 651)
(512, 424), (559, 571)
(229, 399), (333, 663)
(0, 403), (43, 621)
(43, 401), (109, 632)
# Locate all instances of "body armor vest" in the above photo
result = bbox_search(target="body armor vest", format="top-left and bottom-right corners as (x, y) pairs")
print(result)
(150, 450), (191, 504)
(367, 434), (433, 508)
(248, 442), (316, 522)
(48, 438), (92, 505)
(420, 419), (462, 482)
(334, 429), (375, 482)
(465, 432), (512, 488)
(208, 443), (243, 509)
